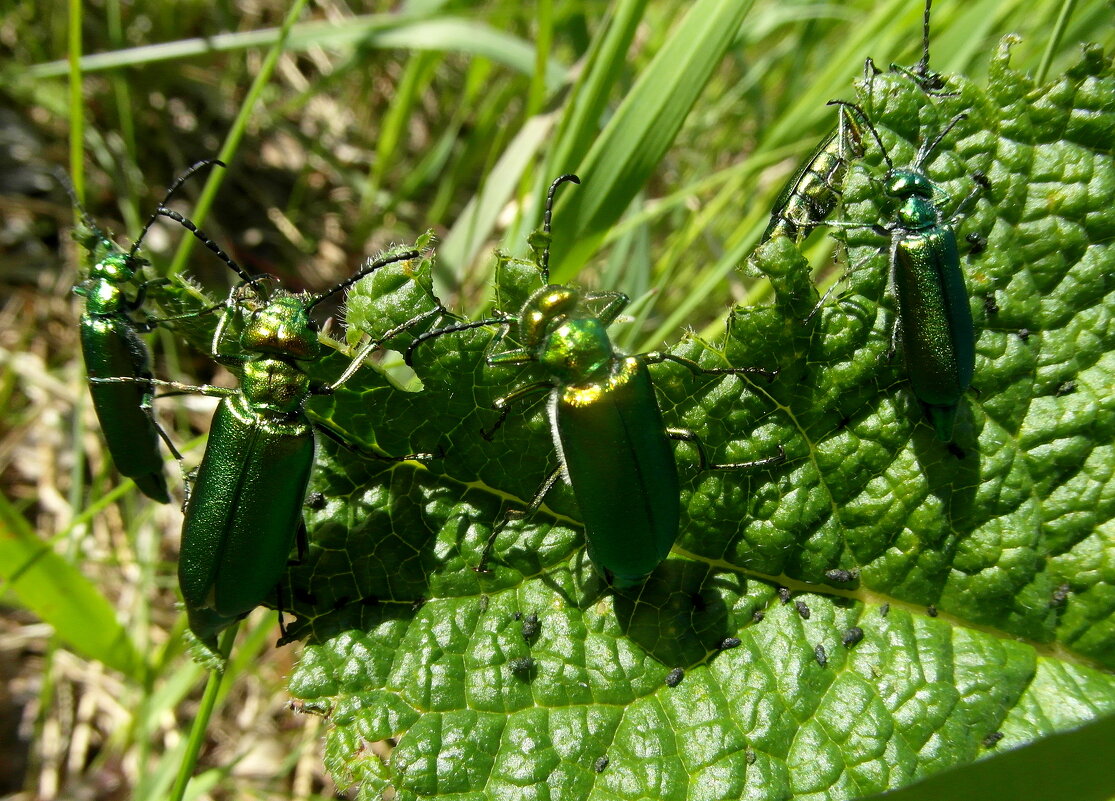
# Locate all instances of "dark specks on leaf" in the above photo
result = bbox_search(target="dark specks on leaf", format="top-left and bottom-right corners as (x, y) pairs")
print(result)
(825, 568), (859, 584)
(521, 612), (540, 642)
(665, 667), (684, 687)
(842, 627), (864, 648)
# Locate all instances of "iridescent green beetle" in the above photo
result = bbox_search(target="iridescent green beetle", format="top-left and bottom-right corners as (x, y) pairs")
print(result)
(762, 105), (865, 243)
(69, 161), (222, 502)
(408, 175), (785, 586)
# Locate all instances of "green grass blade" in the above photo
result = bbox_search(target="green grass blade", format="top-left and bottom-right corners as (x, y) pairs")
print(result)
(362, 50), (442, 216)
(1036, 0), (1080, 84)
(437, 113), (559, 290)
(0, 491), (147, 682)
(545, 0), (648, 182)
(547, 0), (756, 281)
(66, 0), (83, 199)
(168, 624), (239, 801)
(29, 15), (566, 87)
(165, 0), (312, 278)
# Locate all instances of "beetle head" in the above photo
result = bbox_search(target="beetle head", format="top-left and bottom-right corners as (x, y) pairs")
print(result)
(240, 294), (321, 360)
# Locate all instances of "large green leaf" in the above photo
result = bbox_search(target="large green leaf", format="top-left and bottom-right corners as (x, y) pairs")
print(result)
(225, 43), (1110, 800)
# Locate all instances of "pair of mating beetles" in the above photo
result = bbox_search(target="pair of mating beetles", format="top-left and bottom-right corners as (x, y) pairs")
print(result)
(762, 0), (984, 442)
(74, 162), (441, 661)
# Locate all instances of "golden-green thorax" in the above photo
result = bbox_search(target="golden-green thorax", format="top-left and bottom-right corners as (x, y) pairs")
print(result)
(521, 285), (616, 386)
(240, 294), (321, 361)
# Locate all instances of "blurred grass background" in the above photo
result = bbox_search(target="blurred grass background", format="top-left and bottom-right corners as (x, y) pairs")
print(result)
(0, 0), (1109, 798)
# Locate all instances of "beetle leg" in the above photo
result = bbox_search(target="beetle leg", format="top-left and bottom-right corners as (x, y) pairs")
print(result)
(180, 464), (199, 512)
(89, 376), (235, 398)
(275, 582), (290, 642)
(327, 307), (444, 391)
(484, 381), (552, 441)
(310, 416), (438, 463)
(292, 518), (309, 564)
(486, 346), (533, 366)
(145, 296), (229, 326)
(476, 465), (563, 574)
(139, 383), (185, 463)
(806, 271), (847, 323)
(404, 316), (509, 367)
(886, 237), (902, 361)
(667, 428), (786, 472)
(124, 277), (169, 315)
(946, 172), (989, 226)
(642, 352), (777, 382)
(210, 287), (253, 358)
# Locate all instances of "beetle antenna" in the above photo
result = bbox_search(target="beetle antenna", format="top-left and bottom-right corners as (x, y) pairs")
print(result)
(404, 317), (507, 367)
(914, 112), (967, 171)
(538, 173), (580, 284)
(53, 167), (99, 231)
(155, 207), (263, 292)
(826, 101), (893, 170)
(915, 0), (933, 83)
(305, 249), (421, 311)
(130, 159), (225, 258)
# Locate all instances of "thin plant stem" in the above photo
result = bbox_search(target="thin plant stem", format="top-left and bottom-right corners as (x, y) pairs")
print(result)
(67, 0), (84, 201)
(1035, 0), (1078, 85)
(168, 623), (240, 801)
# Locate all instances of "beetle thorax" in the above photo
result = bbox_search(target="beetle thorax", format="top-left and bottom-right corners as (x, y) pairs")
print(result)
(240, 295), (321, 360)
(85, 279), (127, 315)
(240, 357), (311, 413)
(886, 170), (937, 231)
(538, 317), (616, 385)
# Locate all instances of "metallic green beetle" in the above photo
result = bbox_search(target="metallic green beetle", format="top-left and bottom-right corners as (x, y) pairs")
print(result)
(69, 161), (222, 502)
(408, 175), (785, 586)
(761, 0), (947, 245)
(825, 100), (985, 441)
(95, 211), (439, 657)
